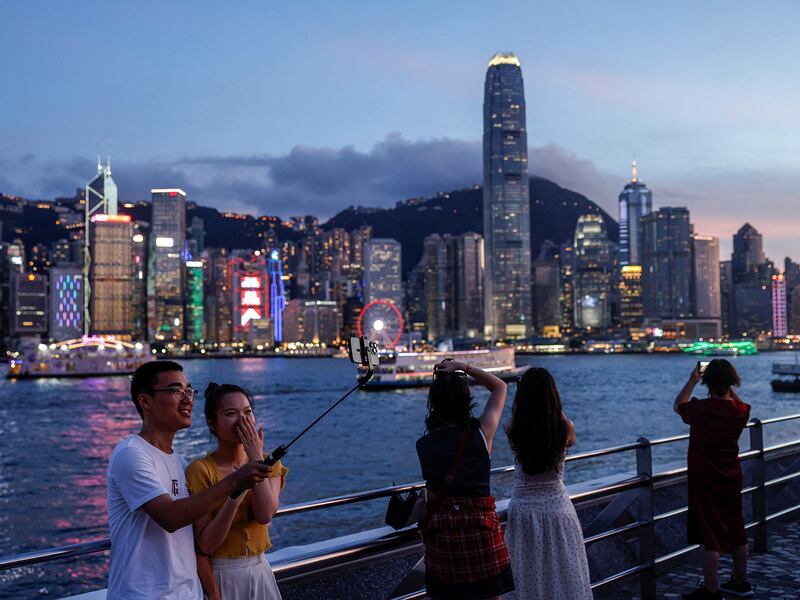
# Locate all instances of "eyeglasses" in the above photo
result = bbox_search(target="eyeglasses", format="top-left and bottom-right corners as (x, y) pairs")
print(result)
(150, 387), (199, 400)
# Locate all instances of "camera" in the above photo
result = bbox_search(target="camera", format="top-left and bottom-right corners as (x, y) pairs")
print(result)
(348, 336), (380, 369)
(697, 360), (710, 374)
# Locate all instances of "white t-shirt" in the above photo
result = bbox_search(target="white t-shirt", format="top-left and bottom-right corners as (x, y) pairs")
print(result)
(106, 434), (202, 600)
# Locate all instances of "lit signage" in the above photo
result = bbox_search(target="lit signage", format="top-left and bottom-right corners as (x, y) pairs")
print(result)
(11, 256), (22, 265)
(91, 214), (131, 223)
(155, 237), (174, 248)
(241, 308), (261, 327)
(241, 276), (260, 288)
(132, 234), (144, 243)
(186, 260), (203, 268)
(242, 290), (261, 306)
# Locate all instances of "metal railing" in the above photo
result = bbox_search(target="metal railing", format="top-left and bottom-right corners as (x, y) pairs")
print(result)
(2, 413), (800, 600)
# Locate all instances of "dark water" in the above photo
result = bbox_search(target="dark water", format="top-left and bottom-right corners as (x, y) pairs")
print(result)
(2, 352), (800, 598)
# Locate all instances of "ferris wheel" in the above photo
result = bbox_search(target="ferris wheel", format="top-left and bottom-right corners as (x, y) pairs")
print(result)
(357, 300), (404, 349)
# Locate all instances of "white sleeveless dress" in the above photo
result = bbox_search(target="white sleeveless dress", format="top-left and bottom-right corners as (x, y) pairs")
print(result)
(504, 458), (593, 599)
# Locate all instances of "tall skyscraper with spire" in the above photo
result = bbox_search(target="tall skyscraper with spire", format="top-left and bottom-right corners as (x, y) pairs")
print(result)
(617, 160), (652, 266)
(482, 52), (531, 339)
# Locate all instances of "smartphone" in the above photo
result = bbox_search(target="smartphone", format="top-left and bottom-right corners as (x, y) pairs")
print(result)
(348, 336), (364, 365)
(348, 336), (381, 369)
(697, 360), (710, 374)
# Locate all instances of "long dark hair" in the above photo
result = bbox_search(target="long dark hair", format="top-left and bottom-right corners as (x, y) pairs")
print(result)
(507, 367), (568, 475)
(204, 382), (255, 438)
(702, 358), (741, 396)
(424, 371), (476, 431)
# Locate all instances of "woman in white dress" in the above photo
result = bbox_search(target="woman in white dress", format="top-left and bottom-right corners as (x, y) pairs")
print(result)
(504, 367), (593, 600)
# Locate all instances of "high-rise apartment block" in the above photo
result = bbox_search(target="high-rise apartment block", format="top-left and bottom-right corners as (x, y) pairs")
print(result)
(617, 160), (653, 266)
(148, 189), (186, 341)
(89, 214), (133, 337)
(364, 238), (403, 310)
(641, 208), (693, 319)
(482, 52), (531, 339)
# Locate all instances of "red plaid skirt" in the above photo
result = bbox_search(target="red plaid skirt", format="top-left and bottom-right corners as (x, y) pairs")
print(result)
(423, 495), (510, 583)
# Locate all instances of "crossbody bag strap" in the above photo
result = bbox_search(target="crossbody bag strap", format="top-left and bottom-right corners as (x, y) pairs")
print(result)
(421, 427), (471, 531)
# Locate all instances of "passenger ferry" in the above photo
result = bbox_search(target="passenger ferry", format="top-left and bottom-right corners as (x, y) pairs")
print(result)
(7, 336), (150, 379)
(361, 346), (524, 390)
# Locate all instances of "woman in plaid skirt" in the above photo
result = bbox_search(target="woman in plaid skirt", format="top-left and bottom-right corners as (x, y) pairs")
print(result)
(416, 359), (514, 600)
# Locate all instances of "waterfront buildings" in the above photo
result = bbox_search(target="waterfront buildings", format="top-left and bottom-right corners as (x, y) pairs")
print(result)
(283, 299), (340, 345)
(231, 252), (270, 343)
(185, 260), (205, 341)
(89, 214), (133, 338)
(10, 271), (47, 336)
(532, 241), (561, 336)
(559, 242), (576, 334)
(573, 215), (613, 330)
(617, 160), (653, 266)
(618, 265), (644, 329)
(729, 223), (774, 336)
(691, 235), (721, 320)
(204, 248), (233, 343)
(482, 52), (531, 339)
(364, 238), (403, 310)
(148, 189), (186, 341)
(641, 207), (693, 320)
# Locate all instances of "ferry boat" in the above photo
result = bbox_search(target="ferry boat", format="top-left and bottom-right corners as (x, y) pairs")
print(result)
(771, 361), (800, 393)
(361, 346), (524, 390)
(7, 336), (151, 379)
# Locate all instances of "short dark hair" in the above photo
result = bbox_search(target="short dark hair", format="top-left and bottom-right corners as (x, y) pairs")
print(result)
(425, 371), (475, 431)
(702, 358), (741, 396)
(204, 382), (255, 438)
(130, 360), (184, 418)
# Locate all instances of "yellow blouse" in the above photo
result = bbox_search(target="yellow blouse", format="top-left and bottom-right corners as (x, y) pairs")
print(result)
(185, 454), (288, 558)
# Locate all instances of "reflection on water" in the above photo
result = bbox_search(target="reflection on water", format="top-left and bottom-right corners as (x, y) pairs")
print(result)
(2, 353), (800, 598)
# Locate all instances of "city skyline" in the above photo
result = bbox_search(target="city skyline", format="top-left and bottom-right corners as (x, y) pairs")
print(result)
(2, 3), (800, 262)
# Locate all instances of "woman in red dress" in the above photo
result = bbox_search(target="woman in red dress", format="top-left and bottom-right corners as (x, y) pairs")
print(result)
(674, 359), (752, 600)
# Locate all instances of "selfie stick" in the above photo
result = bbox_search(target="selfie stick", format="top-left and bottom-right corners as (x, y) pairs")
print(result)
(230, 346), (374, 498)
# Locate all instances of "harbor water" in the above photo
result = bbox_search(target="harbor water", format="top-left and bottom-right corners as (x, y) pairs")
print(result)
(2, 352), (800, 599)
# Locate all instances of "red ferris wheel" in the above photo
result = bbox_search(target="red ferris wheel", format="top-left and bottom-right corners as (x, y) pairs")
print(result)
(357, 300), (404, 349)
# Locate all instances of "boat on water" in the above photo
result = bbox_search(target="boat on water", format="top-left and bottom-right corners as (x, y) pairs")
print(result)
(360, 346), (525, 390)
(682, 340), (758, 357)
(771, 361), (800, 393)
(7, 336), (151, 379)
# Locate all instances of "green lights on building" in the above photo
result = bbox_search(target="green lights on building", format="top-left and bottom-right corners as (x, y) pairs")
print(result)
(682, 340), (758, 356)
(186, 261), (204, 341)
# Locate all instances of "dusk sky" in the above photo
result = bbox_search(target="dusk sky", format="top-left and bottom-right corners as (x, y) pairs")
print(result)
(2, 1), (800, 260)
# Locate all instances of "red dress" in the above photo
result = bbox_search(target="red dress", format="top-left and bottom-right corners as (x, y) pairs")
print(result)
(677, 396), (751, 552)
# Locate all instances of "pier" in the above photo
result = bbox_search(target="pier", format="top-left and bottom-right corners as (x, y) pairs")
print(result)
(2, 413), (799, 599)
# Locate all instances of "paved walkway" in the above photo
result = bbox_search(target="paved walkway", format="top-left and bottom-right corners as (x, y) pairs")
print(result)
(597, 517), (800, 599)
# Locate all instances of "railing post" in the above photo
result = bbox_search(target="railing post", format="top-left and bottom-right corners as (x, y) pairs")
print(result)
(636, 437), (657, 600)
(749, 419), (768, 552)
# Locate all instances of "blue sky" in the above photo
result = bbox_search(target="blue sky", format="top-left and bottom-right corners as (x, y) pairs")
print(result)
(2, 1), (800, 259)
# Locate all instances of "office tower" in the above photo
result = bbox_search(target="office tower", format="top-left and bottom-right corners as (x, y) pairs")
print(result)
(188, 217), (205, 256)
(10, 272), (48, 336)
(454, 232), (484, 338)
(131, 226), (148, 340)
(720, 260), (733, 334)
(692, 235), (722, 319)
(48, 265), (83, 340)
(617, 160), (653, 266)
(772, 274), (788, 337)
(320, 228), (350, 277)
(282, 299), (338, 344)
(532, 241), (561, 336)
(205, 248), (233, 343)
(422, 234), (455, 340)
(729, 223), (773, 336)
(404, 262), (427, 335)
(364, 238), (403, 309)
(573, 215), (613, 330)
(559, 242), (576, 334)
(732, 223), (765, 278)
(268, 249), (287, 344)
(0, 244), (16, 350)
(89, 214), (133, 338)
(148, 189), (186, 341)
(641, 207), (693, 319)
(185, 260), (204, 341)
(791, 285), (800, 334)
(230, 252), (270, 342)
(619, 265), (644, 328)
(350, 225), (372, 268)
(482, 52), (531, 339)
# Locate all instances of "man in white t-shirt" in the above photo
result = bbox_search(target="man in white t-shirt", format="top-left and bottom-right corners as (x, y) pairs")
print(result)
(107, 360), (270, 599)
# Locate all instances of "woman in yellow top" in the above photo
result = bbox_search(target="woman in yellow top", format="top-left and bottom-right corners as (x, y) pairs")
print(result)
(186, 383), (288, 600)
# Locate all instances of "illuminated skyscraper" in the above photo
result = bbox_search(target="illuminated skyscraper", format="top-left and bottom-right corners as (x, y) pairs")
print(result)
(482, 52), (531, 339)
(230, 252), (270, 342)
(573, 215), (613, 330)
(268, 249), (286, 343)
(641, 207), (693, 319)
(691, 235), (721, 319)
(49, 266), (83, 340)
(618, 265), (644, 328)
(185, 260), (205, 341)
(10, 272), (48, 336)
(617, 160), (653, 266)
(364, 238), (403, 310)
(772, 274), (787, 337)
(148, 189), (186, 341)
(89, 214), (133, 337)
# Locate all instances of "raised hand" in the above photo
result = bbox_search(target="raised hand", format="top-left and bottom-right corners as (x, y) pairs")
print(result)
(229, 462), (270, 492)
(236, 414), (264, 463)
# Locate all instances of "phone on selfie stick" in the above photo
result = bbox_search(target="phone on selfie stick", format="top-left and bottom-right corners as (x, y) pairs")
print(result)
(230, 336), (379, 498)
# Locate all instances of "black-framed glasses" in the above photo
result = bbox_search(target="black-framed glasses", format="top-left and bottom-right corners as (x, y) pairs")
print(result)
(150, 387), (199, 400)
